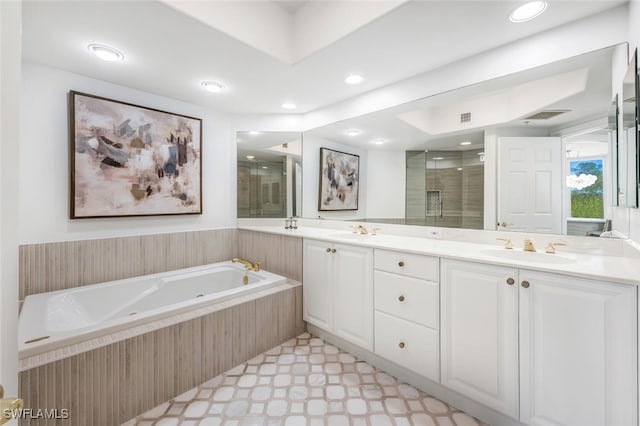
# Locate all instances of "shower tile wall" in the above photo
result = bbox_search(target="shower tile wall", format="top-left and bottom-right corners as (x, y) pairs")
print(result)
(19, 229), (238, 300)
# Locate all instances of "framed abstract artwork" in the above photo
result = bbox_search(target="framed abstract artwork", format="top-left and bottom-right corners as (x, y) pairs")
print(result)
(318, 147), (359, 211)
(69, 91), (202, 218)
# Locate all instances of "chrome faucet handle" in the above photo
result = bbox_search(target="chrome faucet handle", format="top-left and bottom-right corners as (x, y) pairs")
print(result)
(496, 237), (513, 249)
(545, 241), (567, 254)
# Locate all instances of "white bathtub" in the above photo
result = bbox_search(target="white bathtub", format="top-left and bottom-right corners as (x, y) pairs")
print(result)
(19, 261), (286, 358)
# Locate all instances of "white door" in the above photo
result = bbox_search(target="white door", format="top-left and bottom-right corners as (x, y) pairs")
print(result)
(302, 239), (333, 330)
(1, 0), (22, 420)
(440, 259), (519, 419)
(497, 137), (562, 233)
(519, 270), (637, 426)
(332, 243), (373, 350)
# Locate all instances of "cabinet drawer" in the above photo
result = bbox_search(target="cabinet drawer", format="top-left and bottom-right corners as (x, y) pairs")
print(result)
(375, 311), (439, 382)
(374, 249), (439, 281)
(374, 271), (438, 329)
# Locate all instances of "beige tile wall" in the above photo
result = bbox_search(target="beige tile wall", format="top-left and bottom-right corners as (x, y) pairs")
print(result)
(238, 230), (303, 282)
(19, 229), (238, 300)
(19, 285), (304, 426)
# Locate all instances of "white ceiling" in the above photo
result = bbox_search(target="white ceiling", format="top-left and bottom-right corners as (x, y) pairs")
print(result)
(22, 0), (626, 114)
(305, 46), (614, 151)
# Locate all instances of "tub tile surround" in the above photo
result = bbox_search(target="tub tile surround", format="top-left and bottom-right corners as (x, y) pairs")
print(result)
(19, 284), (303, 426)
(125, 333), (486, 426)
(19, 228), (239, 300)
(237, 219), (640, 286)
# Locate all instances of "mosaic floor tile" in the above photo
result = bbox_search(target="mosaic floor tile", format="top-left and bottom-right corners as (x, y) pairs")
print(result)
(125, 333), (486, 426)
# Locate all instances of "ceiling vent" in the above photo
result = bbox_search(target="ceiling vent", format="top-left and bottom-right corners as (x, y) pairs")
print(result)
(460, 112), (471, 123)
(523, 110), (570, 120)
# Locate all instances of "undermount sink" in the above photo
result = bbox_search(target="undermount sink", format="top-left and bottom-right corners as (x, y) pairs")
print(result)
(480, 248), (575, 264)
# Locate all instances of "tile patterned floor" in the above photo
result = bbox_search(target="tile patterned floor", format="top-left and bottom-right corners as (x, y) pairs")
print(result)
(124, 333), (485, 426)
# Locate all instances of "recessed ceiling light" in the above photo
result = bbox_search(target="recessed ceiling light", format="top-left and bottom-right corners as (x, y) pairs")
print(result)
(281, 102), (297, 110)
(249, 131), (261, 135)
(457, 167), (463, 171)
(262, 166), (268, 169)
(201, 81), (225, 93)
(344, 74), (364, 85)
(433, 157), (444, 160)
(87, 44), (124, 62)
(459, 141), (472, 146)
(372, 139), (385, 145)
(346, 129), (360, 136)
(246, 155), (255, 160)
(509, 1), (547, 22)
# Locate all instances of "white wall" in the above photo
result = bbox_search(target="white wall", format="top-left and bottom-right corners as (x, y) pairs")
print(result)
(366, 150), (405, 219)
(625, 0), (640, 243)
(20, 62), (235, 244)
(302, 135), (367, 221)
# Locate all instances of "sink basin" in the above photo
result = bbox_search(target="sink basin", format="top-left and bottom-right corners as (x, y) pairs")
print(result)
(480, 249), (575, 264)
(328, 233), (378, 241)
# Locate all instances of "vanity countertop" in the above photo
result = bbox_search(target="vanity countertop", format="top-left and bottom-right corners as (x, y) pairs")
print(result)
(239, 225), (640, 286)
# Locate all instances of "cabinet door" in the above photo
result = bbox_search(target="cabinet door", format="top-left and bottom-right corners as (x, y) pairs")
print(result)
(441, 259), (519, 418)
(333, 243), (374, 350)
(519, 270), (637, 426)
(303, 239), (333, 330)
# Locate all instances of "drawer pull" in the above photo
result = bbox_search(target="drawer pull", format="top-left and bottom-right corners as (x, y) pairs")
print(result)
(331, 248), (336, 253)
(521, 280), (530, 289)
(398, 261), (405, 267)
(398, 295), (405, 302)
(506, 277), (515, 285)
(398, 342), (405, 349)
(326, 248), (331, 253)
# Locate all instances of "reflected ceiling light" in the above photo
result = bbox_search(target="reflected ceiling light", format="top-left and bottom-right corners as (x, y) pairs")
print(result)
(457, 167), (463, 171)
(249, 131), (261, 135)
(262, 166), (268, 169)
(433, 157), (444, 160)
(246, 155), (255, 160)
(344, 74), (364, 85)
(346, 129), (360, 136)
(372, 139), (385, 145)
(201, 81), (225, 93)
(281, 102), (297, 110)
(459, 141), (472, 146)
(509, 1), (547, 22)
(87, 44), (124, 62)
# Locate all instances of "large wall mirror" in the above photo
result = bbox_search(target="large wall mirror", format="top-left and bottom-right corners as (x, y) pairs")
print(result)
(300, 45), (624, 237)
(237, 132), (302, 218)
(620, 49), (638, 208)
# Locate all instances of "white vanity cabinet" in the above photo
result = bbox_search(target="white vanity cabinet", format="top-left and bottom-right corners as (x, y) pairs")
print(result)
(441, 258), (637, 426)
(302, 238), (374, 350)
(440, 259), (519, 418)
(374, 249), (440, 382)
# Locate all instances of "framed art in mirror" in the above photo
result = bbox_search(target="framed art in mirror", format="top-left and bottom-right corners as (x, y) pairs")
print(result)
(69, 91), (202, 218)
(318, 147), (359, 211)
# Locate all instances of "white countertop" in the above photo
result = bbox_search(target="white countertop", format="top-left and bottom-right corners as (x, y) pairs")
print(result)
(239, 225), (640, 286)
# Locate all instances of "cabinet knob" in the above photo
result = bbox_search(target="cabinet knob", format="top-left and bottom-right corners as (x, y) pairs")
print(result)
(398, 295), (405, 302)
(398, 261), (405, 267)
(326, 248), (331, 253)
(521, 280), (530, 289)
(506, 278), (515, 285)
(331, 248), (336, 253)
(398, 342), (405, 349)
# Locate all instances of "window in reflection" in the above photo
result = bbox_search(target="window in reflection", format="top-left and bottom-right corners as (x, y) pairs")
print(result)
(568, 159), (604, 219)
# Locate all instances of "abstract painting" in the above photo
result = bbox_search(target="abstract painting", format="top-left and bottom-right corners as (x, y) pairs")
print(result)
(318, 147), (359, 211)
(69, 91), (202, 218)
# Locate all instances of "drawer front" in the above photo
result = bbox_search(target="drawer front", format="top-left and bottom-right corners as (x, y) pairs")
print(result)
(374, 249), (439, 281)
(374, 271), (439, 329)
(375, 311), (439, 382)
